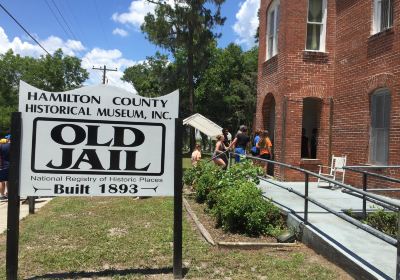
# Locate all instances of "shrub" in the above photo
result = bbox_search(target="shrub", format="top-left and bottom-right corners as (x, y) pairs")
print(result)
(212, 181), (283, 236)
(365, 209), (397, 237)
(183, 160), (212, 186)
(193, 163), (223, 203)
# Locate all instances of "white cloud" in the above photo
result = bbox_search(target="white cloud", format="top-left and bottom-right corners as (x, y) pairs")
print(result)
(0, 26), (137, 93)
(0, 27), (85, 57)
(233, 0), (260, 48)
(112, 28), (129, 37)
(112, 0), (156, 29)
(82, 48), (138, 93)
(112, 0), (175, 29)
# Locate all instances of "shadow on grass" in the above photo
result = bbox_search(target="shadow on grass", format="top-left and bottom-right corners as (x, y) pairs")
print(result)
(27, 267), (189, 279)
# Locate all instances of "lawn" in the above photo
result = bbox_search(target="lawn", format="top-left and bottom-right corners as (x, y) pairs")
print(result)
(0, 197), (350, 279)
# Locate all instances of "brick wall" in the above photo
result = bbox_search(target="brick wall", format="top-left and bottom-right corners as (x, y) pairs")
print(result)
(256, 0), (400, 190)
(257, 0), (336, 180)
(333, 0), (400, 190)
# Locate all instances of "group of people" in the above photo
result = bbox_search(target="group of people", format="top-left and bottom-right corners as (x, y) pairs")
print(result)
(0, 134), (11, 201)
(211, 126), (273, 175)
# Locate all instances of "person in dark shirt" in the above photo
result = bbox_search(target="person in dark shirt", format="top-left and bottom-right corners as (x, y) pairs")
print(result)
(229, 125), (250, 163)
(0, 136), (10, 200)
(222, 128), (230, 147)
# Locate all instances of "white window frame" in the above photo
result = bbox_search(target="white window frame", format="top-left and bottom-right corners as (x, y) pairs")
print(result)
(305, 0), (327, 52)
(266, 0), (280, 60)
(372, 0), (394, 34)
(369, 88), (391, 165)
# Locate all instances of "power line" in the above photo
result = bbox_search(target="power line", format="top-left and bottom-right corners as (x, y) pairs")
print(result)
(44, 0), (71, 39)
(0, 3), (50, 56)
(92, 65), (118, 85)
(42, 0), (104, 83)
(50, 0), (79, 41)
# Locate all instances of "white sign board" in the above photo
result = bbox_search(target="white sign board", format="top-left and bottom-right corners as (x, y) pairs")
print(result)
(18, 81), (179, 196)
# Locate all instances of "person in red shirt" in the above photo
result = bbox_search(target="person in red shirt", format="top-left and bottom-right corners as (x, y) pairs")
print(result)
(256, 130), (272, 176)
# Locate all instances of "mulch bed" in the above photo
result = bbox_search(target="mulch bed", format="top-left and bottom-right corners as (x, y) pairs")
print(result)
(184, 195), (278, 243)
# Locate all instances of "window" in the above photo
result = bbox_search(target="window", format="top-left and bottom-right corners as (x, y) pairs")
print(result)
(266, 0), (280, 60)
(306, 0), (327, 51)
(370, 89), (391, 164)
(373, 0), (394, 34)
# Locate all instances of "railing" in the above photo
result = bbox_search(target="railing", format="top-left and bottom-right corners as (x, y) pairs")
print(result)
(227, 152), (400, 280)
(343, 166), (400, 218)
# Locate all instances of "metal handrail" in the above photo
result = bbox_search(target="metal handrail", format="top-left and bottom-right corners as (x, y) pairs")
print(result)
(228, 151), (400, 279)
(343, 166), (400, 184)
(240, 153), (400, 209)
(261, 177), (397, 245)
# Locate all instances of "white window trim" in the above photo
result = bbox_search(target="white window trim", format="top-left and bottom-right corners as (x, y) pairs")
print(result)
(372, 0), (393, 34)
(266, 0), (280, 60)
(305, 0), (327, 52)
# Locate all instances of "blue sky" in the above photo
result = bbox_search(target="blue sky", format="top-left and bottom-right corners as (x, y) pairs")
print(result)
(0, 0), (260, 92)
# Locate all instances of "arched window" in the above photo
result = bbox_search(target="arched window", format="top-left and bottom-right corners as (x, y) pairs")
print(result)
(370, 89), (391, 164)
(266, 0), (280, 60)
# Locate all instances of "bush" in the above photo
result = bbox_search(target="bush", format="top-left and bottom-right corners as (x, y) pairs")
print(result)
(365, 209), (397, 237)
(212, 181), (283, 236)
(195, 165), (221, 203)
(183, 160), (211, 186)
(205, 160), (263, 209)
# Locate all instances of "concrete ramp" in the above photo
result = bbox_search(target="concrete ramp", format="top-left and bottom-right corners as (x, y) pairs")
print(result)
(259, 180), (397, 280)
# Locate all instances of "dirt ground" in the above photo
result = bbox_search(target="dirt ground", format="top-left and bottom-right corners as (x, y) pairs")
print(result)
(184, 196), (355, 280)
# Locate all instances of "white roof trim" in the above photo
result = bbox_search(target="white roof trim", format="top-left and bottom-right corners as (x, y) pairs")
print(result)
(183, 113), (222, 140)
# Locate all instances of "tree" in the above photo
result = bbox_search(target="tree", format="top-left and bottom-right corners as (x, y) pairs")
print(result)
(26, 49), (89, 92)
(196, 44), (258, 131)
(141, 0), (226, 151)
(122, 52), (177, 97)
(0, 49), (88, 133)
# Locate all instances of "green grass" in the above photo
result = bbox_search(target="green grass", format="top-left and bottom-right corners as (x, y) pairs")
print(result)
(0, 197), (344, 279)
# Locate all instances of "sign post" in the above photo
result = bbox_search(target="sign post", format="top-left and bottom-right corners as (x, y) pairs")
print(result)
(6, 81), (182, 278)
(173, 119), (183, 279)
(6, 112), (22, 280)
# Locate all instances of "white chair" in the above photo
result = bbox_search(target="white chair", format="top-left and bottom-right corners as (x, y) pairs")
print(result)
(317, 155), (347, 188)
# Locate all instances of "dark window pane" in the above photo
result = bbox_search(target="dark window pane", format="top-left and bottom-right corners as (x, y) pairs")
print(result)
(380, 0), (393, 30)
(269, 10), (275, 34)
(308, 0), (323, 22)
(306, 24), (321, 50)
(370, 90), (391, 164)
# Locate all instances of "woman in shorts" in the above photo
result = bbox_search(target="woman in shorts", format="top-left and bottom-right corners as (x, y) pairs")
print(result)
(256, 130), (272, 176)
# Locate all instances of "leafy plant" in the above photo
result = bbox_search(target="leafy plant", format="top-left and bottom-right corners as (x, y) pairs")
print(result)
(364, 209), (397, 237)
(212, 181), (283, 237)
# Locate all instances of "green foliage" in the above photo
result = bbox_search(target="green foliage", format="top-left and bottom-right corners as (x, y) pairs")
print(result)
(195, 44), (258, 129)
(0, 49), (88, 132)
(194, 166), (222, 204)
(365, 209), (397, 237)
(184, 159), (282, 236)
(141, 0), (226, 122)
(212, 181), (283, 236)
(122, 52), (177, 97)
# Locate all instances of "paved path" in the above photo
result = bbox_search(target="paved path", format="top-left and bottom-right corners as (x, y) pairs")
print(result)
(259, 180), (398, 280)
(0, 198), (52, 234)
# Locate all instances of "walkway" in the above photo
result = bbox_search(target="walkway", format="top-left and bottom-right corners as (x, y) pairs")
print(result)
(259, 180), (397, 280)
(0, 198), (52, 234)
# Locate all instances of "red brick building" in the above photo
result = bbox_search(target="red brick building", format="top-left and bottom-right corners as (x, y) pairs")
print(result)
(255, 0), (399, 184)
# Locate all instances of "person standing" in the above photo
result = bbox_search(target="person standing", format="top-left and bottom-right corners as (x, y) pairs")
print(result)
(0, 135), (10, 200)
(213, 135), (228, 169)
(191, 144), (202, 166)
(230, 125), (250, 163)
(251, 130), (261, 156)
(257, 130), (273, 176)
(222, 128), (231, 147)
